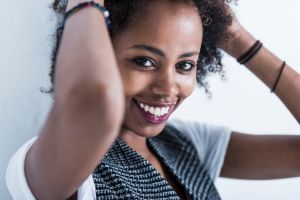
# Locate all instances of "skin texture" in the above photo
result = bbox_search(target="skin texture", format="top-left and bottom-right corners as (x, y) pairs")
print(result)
(113, 0), (202, 153)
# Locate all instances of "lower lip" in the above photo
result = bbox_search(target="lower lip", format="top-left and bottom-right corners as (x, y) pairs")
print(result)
(134, 101), (173, 124)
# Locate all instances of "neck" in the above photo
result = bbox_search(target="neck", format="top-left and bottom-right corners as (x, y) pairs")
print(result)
(119, 128), (153, 160)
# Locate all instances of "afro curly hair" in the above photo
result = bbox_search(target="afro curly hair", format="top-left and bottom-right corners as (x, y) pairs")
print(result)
(48, 0), (233, 94)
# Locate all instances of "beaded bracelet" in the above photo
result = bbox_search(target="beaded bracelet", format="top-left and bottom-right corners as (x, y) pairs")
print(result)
(271, 61), (286, 93)
(237, 40), (263, 64)
(63, 1), (111, 27)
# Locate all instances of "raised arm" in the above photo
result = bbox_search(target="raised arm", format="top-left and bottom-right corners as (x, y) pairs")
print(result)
(25, 0), (124, 199)
(220, 11), (300, 179)
(224, 16), (300, 122)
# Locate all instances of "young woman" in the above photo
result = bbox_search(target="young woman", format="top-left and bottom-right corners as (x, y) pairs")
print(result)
(6, 0), (300, 199)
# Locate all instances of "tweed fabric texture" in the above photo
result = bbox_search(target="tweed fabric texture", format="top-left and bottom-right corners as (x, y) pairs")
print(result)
(93, 125), (221, 200)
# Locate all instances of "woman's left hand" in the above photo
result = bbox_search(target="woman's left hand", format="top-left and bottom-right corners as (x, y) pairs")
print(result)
(220, 8), (256, 59)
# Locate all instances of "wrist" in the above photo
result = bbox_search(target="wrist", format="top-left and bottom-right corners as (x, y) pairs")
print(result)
(225, 28), (257, 59)
(66, 0), (104, 12)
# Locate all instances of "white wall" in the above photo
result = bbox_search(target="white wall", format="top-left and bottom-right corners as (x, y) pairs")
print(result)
(0, 0), (54, 199)
(1, 0), (299, 199)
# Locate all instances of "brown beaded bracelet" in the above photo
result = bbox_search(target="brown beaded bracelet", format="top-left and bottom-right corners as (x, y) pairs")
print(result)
(271, 61), (286, 93)
(237, 40), (263, 64)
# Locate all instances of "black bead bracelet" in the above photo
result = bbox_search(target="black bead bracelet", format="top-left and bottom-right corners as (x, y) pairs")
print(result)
(64, 1), (111, 27)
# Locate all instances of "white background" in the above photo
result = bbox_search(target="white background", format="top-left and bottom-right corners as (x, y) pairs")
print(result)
(1, 0), (300, 199)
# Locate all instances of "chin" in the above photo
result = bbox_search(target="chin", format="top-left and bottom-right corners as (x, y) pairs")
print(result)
(121, 121), (167, 138)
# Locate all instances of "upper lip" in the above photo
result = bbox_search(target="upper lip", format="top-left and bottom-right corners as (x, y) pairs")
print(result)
(134, 99), (177, 107)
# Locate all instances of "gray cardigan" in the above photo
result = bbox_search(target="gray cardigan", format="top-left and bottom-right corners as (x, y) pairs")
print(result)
(92, 125), (222, 200)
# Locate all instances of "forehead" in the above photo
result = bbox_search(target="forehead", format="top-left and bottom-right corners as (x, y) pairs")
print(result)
(113, 0), (203, 55)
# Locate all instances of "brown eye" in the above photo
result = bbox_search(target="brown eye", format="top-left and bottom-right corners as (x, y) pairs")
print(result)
(175, 61), (196, 71)
(132, 57), (156, 68)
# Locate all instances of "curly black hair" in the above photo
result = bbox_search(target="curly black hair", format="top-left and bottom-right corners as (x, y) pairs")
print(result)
(48, 0), (233, 94)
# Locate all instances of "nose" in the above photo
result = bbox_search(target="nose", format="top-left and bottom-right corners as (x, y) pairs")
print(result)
(151, 69), (179, 97)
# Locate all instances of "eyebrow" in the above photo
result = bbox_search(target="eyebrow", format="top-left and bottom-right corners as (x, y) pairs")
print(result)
(130, 44), (200, 59)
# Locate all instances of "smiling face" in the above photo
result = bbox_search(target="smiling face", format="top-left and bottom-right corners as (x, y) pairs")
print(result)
(112, 0), (203, 137)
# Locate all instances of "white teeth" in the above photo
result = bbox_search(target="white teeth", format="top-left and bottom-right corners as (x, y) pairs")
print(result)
(137, 101), (172, 117)
(165, 107), (168, 113)
(149, 107), (154, 114)
(154, 107), (160, 116)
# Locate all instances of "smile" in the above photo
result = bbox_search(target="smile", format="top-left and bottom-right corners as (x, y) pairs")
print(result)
(134, 99), (176, 124)
(139, 102), (170, 116)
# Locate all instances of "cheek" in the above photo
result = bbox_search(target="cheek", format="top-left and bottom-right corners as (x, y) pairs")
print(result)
(121, 71), (139, 97)
(118, 65), (149, 98)
(178, 73), (196, 98)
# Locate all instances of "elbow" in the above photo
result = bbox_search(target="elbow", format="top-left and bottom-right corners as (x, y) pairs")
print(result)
(54, 79), (125, 129)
